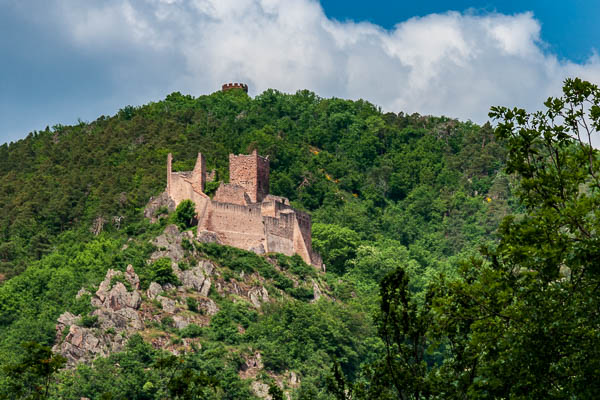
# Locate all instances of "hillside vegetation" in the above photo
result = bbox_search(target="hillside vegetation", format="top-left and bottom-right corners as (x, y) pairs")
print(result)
(0, 88), (512, 398)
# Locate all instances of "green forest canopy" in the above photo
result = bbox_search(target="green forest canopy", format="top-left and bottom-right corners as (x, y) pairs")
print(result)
(0, 85), (521, 398)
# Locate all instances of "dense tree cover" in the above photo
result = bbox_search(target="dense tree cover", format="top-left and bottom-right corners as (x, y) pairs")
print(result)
(329, 78), (600, 399)
(0, 88), (507, 280)
(0, 86), (512, 398)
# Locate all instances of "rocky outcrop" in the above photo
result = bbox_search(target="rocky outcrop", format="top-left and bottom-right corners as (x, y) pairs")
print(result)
(197, 230), (221, 244)
(53, 266), (144, 365)
(156, 295), (178, 313)
(311, 279), (322, 302)
(179, 261), (212, 296)
(251, 381), (272, 400)
(144, 191), (176, 223)
(150, 224), (194, 262)
(53, 312), (127, 365)
(239, 352), (264, 379)
(146, 282), (163, 299)
(51, 224), (322, 370)
(248, 286), (269, 308)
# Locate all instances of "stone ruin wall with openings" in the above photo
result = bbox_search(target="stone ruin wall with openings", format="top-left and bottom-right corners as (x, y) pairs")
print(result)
(163, 150), (321, 268)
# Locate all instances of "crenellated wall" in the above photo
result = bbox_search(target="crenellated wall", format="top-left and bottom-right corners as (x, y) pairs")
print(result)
(222, 82), (248, 93)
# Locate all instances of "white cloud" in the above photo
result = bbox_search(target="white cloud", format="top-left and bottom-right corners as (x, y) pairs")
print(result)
(19, 0), (600, 123)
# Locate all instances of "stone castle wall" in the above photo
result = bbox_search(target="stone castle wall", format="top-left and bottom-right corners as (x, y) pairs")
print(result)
(213, 183), (251, 206)
(165, 151), (322, 268)
(229, 150), (269, 203)
(202, 202), (265, 251)
(222, 83), (248, 93)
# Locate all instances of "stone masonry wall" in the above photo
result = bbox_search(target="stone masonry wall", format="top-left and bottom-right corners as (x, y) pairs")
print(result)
(164, 151), (321, 268)
(229, 150), (269, 203)
(203, 202), (265, 251)
(213, 184), (250, 206)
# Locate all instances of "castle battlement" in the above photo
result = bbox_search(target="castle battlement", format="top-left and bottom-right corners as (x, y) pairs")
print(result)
(222, 83), (248, 93)
(165, 151), (322, 269)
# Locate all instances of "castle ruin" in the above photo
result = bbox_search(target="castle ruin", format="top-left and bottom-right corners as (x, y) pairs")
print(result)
(165, 150), (323, 268)
(221, 83), (248, 93)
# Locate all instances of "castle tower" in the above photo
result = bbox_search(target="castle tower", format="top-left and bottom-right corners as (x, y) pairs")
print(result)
(222, 83), (248, 93)
(229, 149), (269, 203)
(191, 153), (206, 193)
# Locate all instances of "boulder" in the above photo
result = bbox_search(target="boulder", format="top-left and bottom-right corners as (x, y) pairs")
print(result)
(156, 295), (177, 313)
(251, 381), (271, 400)
(248, 286), (269, 308)
(173, 315), (189, 330)
(312, 280), (322, 302)
(125, 264), (141, 290)
(95, 269), (122, 303)
(150, 225), (185, 262)
(103, 282), (142, 311)
(147, 282), (162, 299)
(197, 230), (221, 244)
(144, 191), (176, 222)
(198, 298), (219, 315)
(180, 264), (212, 296)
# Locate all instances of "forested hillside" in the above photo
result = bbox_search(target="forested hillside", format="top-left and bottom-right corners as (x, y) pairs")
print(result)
(0, 89), (508, 280)
(0, 87), (513, 398)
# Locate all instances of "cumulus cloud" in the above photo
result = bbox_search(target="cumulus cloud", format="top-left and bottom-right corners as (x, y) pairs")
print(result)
(10, 0), (600, 125)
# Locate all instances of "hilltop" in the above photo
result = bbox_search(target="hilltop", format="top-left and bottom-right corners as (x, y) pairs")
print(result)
(0, 87), (511, 398)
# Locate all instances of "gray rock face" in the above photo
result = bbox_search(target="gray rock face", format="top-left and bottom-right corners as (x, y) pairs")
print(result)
(198, 297), (219, 315)
(150, 225), (186, 262)
(103, 282), (142, 311)
(147, 282), (162, 299)
(156, 295), (177, 313)
(95, 269), (122, 303)
(125, 264), (141, 290)
(248, 286), (269, 308)
(312, 280), (322, 302)
(251, 381), (272, 399)
(53, 266), (144, 365)
(144, 191), (176, 222)
(173, 315), (189, 330)
(197, 230), (221, 244)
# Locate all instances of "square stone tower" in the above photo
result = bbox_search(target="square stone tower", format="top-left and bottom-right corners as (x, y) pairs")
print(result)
(229, 149), (269, 203)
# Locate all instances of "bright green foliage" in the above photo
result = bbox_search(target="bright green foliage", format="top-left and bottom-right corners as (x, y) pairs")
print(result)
(312, 224), (360, 274)
(0, 86), (516, 398)
(247, 300), (372, 379)
(186, 297), (198, 312)
(1, 341), (66, 399)
(174, 200), (196, 229)
(140, 257), (180, 288)
(333, 78), (600, 399)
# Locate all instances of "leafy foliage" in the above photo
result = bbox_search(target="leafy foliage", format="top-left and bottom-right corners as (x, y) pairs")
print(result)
(331, 78), (600, 399)
(174, 200), (197, 230)
(140, 257), (180, 288)
(0, 85), (515, 398)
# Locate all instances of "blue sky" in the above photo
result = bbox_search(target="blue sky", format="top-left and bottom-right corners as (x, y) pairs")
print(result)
(321, 1), (600, 62)
(1, 0), (599, 145)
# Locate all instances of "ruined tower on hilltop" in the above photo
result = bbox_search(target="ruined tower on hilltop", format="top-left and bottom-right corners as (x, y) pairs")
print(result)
(221, 82), (248, 93)
(165, 150), (323, 269)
